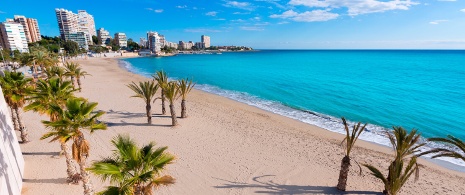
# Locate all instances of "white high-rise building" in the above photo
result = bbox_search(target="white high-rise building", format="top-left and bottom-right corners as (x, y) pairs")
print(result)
(55, 8), (79, 40)
(147, 31), (161, 53)
(114, 32), (127, 47)
(13, 16), (41, 43)
(139, 37), (147, 47)
(97, 28), (111, 45)
(77, 10), (96, 45)
(201, 35), (210, 49)
(0, 21), (29, 52)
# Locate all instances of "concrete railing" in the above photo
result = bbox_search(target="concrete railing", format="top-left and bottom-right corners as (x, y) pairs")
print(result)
(0, 86), (24, 195)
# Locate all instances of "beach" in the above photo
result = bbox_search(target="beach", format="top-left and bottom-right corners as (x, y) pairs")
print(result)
(19, 57), (465, 195)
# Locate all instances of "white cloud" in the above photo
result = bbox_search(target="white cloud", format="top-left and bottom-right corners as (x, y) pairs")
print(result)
(213, 18), (227, 21)
(253, 16), (261, 20)
(206, 11), (218, 16)
(270, 10), (339, 22)
(429, 20), (448, 24)
(185, 28), (222, 33)
(278, 21), (289, 24)
(231, 19), (246, 22)
(240, 26), (265, 31)
(145, 8), (153, 11)
(233, 11), (251, 14)
(176, 5), (187, 8)
(223, 1), (255, 10)
(438, 0), (456, 1)
(461, 8), (465, 12)
(288, 0), (418, 16)
(154, 9), (163, 13)
(0, 11), (5, 14)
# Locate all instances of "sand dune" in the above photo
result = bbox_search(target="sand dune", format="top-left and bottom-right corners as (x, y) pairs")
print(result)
(19, 57), (465, 195)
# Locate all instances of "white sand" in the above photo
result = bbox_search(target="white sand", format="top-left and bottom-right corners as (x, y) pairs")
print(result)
(19, 57), (465, 195)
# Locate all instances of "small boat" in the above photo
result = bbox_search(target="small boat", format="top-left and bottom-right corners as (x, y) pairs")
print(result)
(216, 52), (222, 55)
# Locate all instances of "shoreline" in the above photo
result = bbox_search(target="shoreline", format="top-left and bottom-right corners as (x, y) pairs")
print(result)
(118, 57), (465, 172)
(20, 57), (465, 195)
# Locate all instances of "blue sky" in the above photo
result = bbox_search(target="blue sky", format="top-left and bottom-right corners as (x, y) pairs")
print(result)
(1, 0), (465, 49)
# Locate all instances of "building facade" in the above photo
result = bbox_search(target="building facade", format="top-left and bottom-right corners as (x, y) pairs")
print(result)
(139, 37), (147, 47)
(64, 32), (88, 50)
(97, 28), (111, 45)
(55, 8), (79, 41)
(201, 35), (210, 48)
(147, 31), (161, 53)
(114, 32), (127, 48)
(26, 18), (41, 43)
(77, 10), (96, 45)
(0, 21), (29, 53)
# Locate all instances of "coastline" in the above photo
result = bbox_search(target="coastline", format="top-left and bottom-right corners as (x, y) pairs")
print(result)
(20, 57), (465, 194)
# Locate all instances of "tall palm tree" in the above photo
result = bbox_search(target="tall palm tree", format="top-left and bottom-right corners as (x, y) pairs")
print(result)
(88, 134), (175, 195)
(43, 98), (107, 195)
(0, 71), (32, 143)
(162, 82), (180, 126)
(127, 81), (159, 124)
(423, 135), (465, 163)
(1, 74), (20, 131)
(363, 127), (426, 195)
(64, 62), (79, 89)
(177, 78), (195, 118)
(75, 68), (90, 92)
(336, 117), (367, 191)
(45, 66), (66, 80)
(26, 77), (79, 183)
(153, 71), (168, 115)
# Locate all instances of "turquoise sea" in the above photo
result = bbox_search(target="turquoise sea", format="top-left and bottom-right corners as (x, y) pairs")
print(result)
(121, 50), (465, 167)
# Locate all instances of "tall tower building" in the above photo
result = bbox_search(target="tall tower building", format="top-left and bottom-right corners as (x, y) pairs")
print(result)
(97, 28), (111, 45)
(26, 18), (41, 42)
(0, 21), (29, 52)
(55, 8), (78, 40)
(77, 10), (96, 45)
(13, 15), (31, 43)
(147, 31), (161, 53)
(114, 32), (127, 47)
(201, 35), (210, 48)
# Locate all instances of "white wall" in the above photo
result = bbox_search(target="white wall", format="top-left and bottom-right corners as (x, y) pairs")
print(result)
(0, 85), (24, 195)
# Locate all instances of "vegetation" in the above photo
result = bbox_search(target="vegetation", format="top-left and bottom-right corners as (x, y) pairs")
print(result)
(127, 38), (140, 51)
(0, 71), (32, 143)
(162, 82), (180, 126)
(127, 81), (159, 124)
(363, 127), (425, 195)
(75, 68), (90, 92)
(336, 117), (367, 191)
(161, 46), (176, 53)
(153, 71), (168, 115)
(63, 40), (80, 57)
(43, 98), (107, 195)
(92, 35), (99, 45)
(422, 135), (465, 163)
(177, 78), (195, 118)
(64, 62), (79, 89)
(88, 134), (175, 195)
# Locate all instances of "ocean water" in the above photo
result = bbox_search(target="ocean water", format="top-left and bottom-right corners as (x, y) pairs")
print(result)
(121, 50), (465, 168)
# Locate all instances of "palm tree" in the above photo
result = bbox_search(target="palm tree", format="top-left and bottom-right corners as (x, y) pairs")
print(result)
(177, 79), (195, 118)
(162, 82), (180, 126)
(153, 71), (168, 115)
(423, 135), (465, 163)
(127, 81), (159, 124)
(363, 127), (426, 195)
(64, 62), (79, 88)
(26, 77), (79, 183)
(88, 134), (175, 195)
(0, 71), (32, 143)
(336, 117), (367, 191)
(75, 68), (90, 92)
(45, 66), (66, 80)
(43, 98), (107, 195)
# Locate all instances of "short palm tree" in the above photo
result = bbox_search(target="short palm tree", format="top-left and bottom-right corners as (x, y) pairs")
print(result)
(177, 78), (195, 118)
(88, 134), (175, 195)
(127, 81), (159, 124)
(336, 117), (367, 191)
(75, 68), (90, 92)
(43, 98), (107, 195)
(363, 127), (426, 195)
(423, 135), (465, 163)
(0, 71), (32, 143)
(162, 82), (180, 126)
(153, 71), (168, 115)
(45, 66), (66, 80)
(64, 62), (79, 89)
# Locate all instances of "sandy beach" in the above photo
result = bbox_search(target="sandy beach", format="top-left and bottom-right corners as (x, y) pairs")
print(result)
(19, 57), (465, 195)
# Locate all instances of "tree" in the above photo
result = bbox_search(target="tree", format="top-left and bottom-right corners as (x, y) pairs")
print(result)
(75, 68), (90, 92)
(44, 66), (66, 80)
(92, 35), (99, 45)
(177, 79), (195, 118)
(127, 81), (159, 124)
(363, 127), (426, 195)
(63, 40), (80, 57)
(26, 77), (79, 183)
(162, 82), (180, 126)
(0, 71), (32, 143)
(336, 117), (366, 191)
(422, 135), (465, 163)
(43, 98), (107, 195)
(153, 71), (168, 115)
(88, 134), (175, 195)
(64, 62), (79, 89)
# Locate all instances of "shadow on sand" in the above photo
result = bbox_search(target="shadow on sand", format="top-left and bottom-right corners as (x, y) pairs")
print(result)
(23, 178), (68, 184)
(214, 175), (382, 195)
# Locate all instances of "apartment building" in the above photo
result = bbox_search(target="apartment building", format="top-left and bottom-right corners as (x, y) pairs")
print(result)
(114, 32), (127, 47)
(201, 35), (210, 48)
(0, 21), (29, 52)
(97, 28), (111, 45)
(77, 10), (96, 45)
(55, 8), (79, 40)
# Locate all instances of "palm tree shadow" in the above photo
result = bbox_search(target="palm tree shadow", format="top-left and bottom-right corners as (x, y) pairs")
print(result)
(23, 178), (68, 184)
(106, 122), (172, 127)
(104, 109), (145, 119)
(214, 175), (382, 195)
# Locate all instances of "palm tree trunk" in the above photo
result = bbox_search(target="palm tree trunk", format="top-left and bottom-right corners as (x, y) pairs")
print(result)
(169, 103), (178, 126)
(71, 76), (76, 89)
(10, 107), (19, 131)
(161, 90), (166, 115)
(146, 103), (152, 124)
(336, 156), (351, 191)
(181, 99), (187, 118)
(77, 77), (82, 92)
(76, 136), (94, 195)
(60, 142), (80, 184)
(15, 107), (29, 143)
